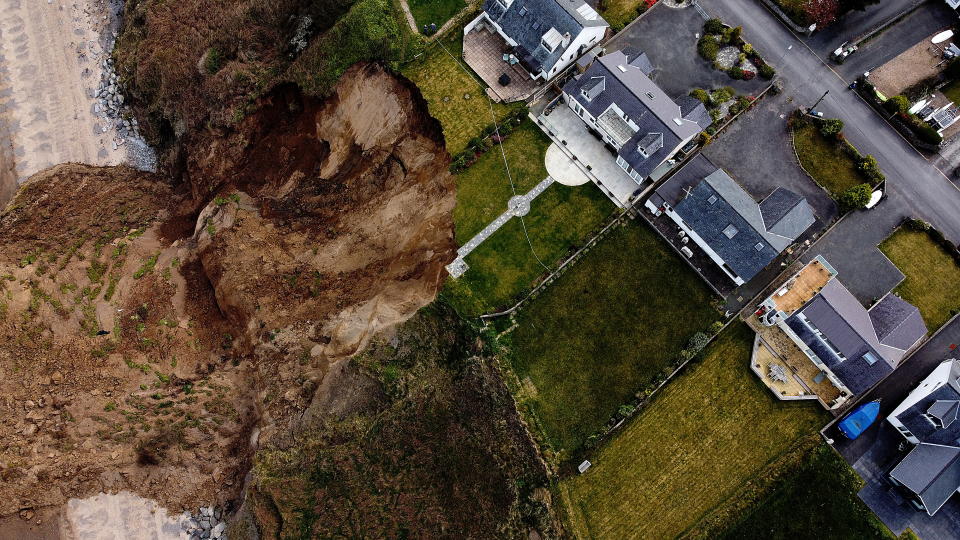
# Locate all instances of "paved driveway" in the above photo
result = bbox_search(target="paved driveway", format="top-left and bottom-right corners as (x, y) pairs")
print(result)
(605, 4), (768, 100)
(803, 0), (930, 60)
(828, 1), (955, 81)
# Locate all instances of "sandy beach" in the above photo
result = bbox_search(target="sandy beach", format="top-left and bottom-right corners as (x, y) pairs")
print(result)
(0, 0), (132, 207)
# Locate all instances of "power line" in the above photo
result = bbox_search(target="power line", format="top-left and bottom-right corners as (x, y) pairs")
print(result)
(434, 39), (551, 272)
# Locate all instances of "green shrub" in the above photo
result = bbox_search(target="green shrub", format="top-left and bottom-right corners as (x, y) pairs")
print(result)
(203, 47), (223, 75)
(907, 219), (931, 231)
(703, 18), (725, 34)
(690, 88), (710, 103)
(883, 95), (910, 115)
(857, 155), (884, 183)
(759, 64), (775, 79)
(618, 404), (636, 418)
(818, 118), (844, 138)
(710, 87), (734, 105)
(728, 67), (744, 80)
(912, 121), (943, 145)
(742, 43), (754, 55)
(698, 36), (720, 61)
(838, 183), (873, 211)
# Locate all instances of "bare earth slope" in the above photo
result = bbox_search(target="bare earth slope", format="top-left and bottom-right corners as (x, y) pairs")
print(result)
(0, 65), (465, 531)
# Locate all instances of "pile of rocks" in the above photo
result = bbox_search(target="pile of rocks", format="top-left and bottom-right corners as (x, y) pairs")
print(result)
(93, 52), (156, 172)
(180, 505), (228, 540)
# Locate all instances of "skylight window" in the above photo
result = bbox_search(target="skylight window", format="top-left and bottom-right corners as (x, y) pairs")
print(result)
(862, 352), (879, 365)
(723, 224), (738, 239)
(754, 242), (764, 251)
(707, 195), (718, 205)
(519, 6), (528, 15)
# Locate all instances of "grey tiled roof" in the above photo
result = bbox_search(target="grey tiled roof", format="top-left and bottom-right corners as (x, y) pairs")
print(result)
(869, 293), (928, 351)
(562, 50), (708, 178)
(890, 443), (960, 515)
(676, 96), (711, 131)
(929, 400), (960, 429)
(785, 279), (926, 395)
(898, 385), (960, 446)
(673, 170), (778, 282)
(759, 187), (816, 244)
(483, 0), (606, 74)
(785, 296), (892, 395)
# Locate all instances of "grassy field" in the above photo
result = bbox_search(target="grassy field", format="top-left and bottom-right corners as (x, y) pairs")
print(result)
(402, 35), (518, 153)
(793, 122), (864, 198)
(507, 222), (718, 455)
(562, 323), (829, 539)
(600, 0), (648, 31)
(444, 120), (614, 317)
(718, 444), (895, 539)
(408, 0), (466, 30)
(880, 227), (960, 331)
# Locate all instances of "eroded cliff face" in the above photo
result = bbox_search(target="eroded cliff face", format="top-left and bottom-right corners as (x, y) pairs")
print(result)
(0, 64), (457, 521)
(187, 64), (456, 359)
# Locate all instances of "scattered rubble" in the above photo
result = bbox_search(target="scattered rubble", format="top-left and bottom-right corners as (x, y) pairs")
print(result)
(181, 505), (229, 540)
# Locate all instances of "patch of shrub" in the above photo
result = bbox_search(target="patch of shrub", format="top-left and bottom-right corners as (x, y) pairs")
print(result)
(690, 88), (710, 103)
(759, 64), (775, 79)
(698, 36), (720, 61)
(838, 183), (873, 211)
(203, 47), (223, 75)
(728, 67), (744, 79)
(883, 95), (910, 115)
(818, 118), (843, 139)
(858, 155), (884, 183)
(912, 121), (943, 145)
(703, 18), (725, 34)
(710, 87), (734, 105)
(907, 218), (931, 231)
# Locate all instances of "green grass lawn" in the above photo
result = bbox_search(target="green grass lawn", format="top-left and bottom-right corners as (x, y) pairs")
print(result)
(506, 222), (718, 455)
(444, 120), (615, 317)
(793, 122), (864, 198)
(944, 81), (960, 106)
(408, 0), (466, 30)
(402, 35), (518, 153)
(561, 323), (828, 539)
(717, 444), (895, 540)
(600, 0), (648, 31)
(880, 227), (960, 331)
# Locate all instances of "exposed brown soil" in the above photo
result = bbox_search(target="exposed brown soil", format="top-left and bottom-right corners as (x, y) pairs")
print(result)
(0, 63), (457, 526)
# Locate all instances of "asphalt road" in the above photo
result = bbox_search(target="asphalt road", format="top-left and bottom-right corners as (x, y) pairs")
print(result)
(804, 0), (928, 59)
(830, 1), (956, 81)
(700, 0), (960, 243)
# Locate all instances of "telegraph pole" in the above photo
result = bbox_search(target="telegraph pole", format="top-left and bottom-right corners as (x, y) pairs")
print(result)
(810, 90), (829, 113)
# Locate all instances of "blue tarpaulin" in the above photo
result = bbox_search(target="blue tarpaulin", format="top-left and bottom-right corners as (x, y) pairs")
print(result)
(838, 400), (880, 440)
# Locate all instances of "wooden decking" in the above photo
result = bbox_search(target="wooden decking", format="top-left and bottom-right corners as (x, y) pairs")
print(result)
(771, 258), (833, 313)
(463, 26), (539, 103)
(751, 336), (816, 400)
(747, 315), (843, 408)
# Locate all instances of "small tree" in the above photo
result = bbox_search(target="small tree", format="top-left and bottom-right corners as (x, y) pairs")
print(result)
(858, 154), (884, 183)
(818, 118), (844, 139)
(803, 0), (838, 27)
(703, 18), (725, 34)
(618, 404), (636, 418)
(698, 36), (720, 61)
(759, 64), (776, 79)
(838, 183), (873, 211)
(883, 95), (910, 115)
(690, 88), (710, 103)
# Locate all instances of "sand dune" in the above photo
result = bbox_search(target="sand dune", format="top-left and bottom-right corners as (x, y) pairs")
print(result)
(0, 0), (130, 206)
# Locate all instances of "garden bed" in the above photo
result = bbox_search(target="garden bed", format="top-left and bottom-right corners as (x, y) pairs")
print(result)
(697, 19), (775, 82)
(790, 114), (881, 209)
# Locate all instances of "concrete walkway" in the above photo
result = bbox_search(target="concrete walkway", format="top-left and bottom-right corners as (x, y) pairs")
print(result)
(446, 176), (555, 278)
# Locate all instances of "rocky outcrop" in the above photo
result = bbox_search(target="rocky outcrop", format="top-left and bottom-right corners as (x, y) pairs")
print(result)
(188, 63), (456, 359)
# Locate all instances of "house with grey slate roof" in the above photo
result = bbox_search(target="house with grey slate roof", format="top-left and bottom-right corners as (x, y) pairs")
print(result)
(646, 168), (815, 285)
(463, 0), (608, 85)
(561, 50), (711, 184)
(886, 359), (960, 515)
(755, 263), (927, 409)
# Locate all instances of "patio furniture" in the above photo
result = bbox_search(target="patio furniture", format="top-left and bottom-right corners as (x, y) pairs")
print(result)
(498, 73), (511, 86)
(768, 363), (789, 384)
(503, 53), (510, 62)
(814, 371), (826, 384)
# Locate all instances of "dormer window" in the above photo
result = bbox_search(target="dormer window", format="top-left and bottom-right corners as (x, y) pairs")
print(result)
(579, 77), (604, 102)
(541, 27), (562, 52)
(636, 132), (663, 158)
